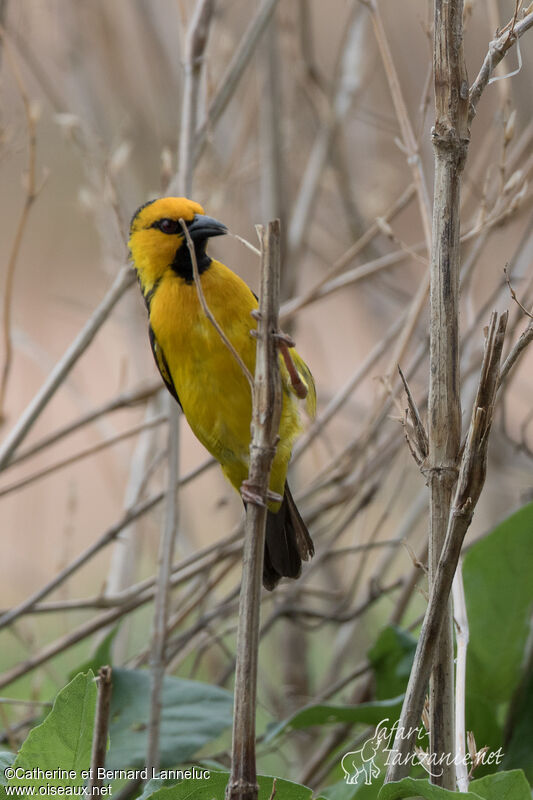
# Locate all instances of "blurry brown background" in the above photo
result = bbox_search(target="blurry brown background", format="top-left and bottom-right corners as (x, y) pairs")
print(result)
(0, 0), (532, 686)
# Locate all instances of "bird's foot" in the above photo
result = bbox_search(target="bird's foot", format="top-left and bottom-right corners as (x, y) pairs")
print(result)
(249, 312), (308, 401)
(241, 480), (283, 507)
(272, 331), (296, 348)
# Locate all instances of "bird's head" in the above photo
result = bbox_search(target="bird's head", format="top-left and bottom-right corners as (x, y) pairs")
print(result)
(128, 197), (227, 292)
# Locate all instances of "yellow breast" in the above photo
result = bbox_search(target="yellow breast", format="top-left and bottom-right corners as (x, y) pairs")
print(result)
(149, 260), (303, 504)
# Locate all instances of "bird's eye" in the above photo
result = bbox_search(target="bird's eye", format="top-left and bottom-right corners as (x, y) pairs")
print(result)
(156, 218), (180, 235)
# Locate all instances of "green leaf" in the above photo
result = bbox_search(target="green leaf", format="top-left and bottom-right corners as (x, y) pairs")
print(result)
(107, 668), (233, 770)
(376, 771), (531, 800)
(501, 663), (533, 781)
(264, 697), (403, 744)
(320, 776), (383, 799)
(142, 771), (314, 800)
(368, 627), (417, 701)
(10, 672), (96, 788)
(68, 625), (118, 682)
(377, 777), (483, 799)
(469, 769), (531, 800)
(0, 753), (15, 786)
(463, 502), (533, 755)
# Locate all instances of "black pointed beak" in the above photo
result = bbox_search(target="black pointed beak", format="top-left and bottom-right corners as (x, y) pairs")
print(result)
(188, 214), (228, 241)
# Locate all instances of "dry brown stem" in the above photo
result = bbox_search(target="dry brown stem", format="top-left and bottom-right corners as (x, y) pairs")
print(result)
(386, 311), (508, 782)
(0, 39), (42, 422)
(469, 9), (533, 123)
(226, 221), (282, 800)
(89, 666), (113, 797)
(147, 0), (215, 772)
(424, 0), (470, 786)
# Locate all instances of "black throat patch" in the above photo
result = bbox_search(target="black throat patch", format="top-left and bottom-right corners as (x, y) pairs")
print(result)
(171, 239), (211, 283)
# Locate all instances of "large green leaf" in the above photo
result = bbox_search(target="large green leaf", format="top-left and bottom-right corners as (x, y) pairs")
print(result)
(0, 753), (15, 786)
(107, 668), (233, 770)
(9, 672), (96, 789)
(377, 769), (531, 799)
(378, 777), (483, 799)
(501, 666), (533, 781)
(463, 502), (533, 755)
(320, 776), (384, 799)
(264, 697), (403, 744)
(469, 769), (531, 800)
(368, 627), (417, 701)
(142, 770), (315, 800)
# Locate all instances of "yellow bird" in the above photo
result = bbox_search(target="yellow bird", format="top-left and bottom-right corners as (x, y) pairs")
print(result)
(129, 197), (315, 589)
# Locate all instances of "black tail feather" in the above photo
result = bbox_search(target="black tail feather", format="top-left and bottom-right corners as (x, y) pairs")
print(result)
(263, 484), (314, 591)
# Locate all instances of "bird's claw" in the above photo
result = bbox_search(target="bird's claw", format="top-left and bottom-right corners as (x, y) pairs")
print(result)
(273, 331), (296, 348)
(241, 480), (266, 506)
(241, 480), (283, 506)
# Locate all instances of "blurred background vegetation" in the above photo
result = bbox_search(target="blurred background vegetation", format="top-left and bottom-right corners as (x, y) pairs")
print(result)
(0, 0), (532, 794)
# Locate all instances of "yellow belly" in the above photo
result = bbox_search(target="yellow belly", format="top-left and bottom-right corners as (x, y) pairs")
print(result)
(149, 260), (300, 506)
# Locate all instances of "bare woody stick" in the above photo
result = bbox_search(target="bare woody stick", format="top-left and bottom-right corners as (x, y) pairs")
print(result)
(225, 220), (282, 800)
(146, 0), (214, 775)
(89, 666), (113, 797)
(0, 266), (136, 472)
(426, 0), (469, 787)
(385, 311), (508, 783)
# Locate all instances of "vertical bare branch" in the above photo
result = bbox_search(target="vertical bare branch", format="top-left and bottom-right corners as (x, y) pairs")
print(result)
(145, 406), (179, 775)
(426, 0), (469, 786)
(89, 666), (113, 797)
(193, 0), (280, 165)
(452, 560), (470, 793)
(169, 0), (214, 196)
(0, 40), (40, 422)
(386, 311), (508, 783)
(259, 12), (289, 296)
(146, 0), (214, 774)
(226, 221), (282, 800)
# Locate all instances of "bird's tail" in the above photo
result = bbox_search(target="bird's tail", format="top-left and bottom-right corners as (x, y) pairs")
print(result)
(263, 483), (314, 591)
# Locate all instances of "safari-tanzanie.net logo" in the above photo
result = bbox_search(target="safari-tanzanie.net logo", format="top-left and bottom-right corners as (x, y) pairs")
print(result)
(341, 718), (504, 785)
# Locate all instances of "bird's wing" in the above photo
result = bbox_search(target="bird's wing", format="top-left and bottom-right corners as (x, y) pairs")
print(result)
(148, 324), (182, 409)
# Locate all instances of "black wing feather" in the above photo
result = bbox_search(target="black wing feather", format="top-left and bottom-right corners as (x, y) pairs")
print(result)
(148, 324), (182, 409)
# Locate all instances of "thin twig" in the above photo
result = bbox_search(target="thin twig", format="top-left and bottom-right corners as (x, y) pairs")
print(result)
(147, 1), (215, 771)
(0, 458), (220, 631)
(452, 560), (469, 793)
(364, 0), (432, 249)
(398, 365), (429, 461)
(0, 415), (166, 499)
(504, 264), (533, 319)
(179, 219), (254, 388)
(193, 0), (280, 164)
(226, 221), (282, 800)
(0, 266), (136, 471)
(498, 319), (533, 386)
(7, 380), (160, 469)
(469, 9), (533, 123)
(169, 0), (214, 195)
(0, 541), (242, 691)
(0, 39), (43, 421)
(89, 666), (113, 797)
(146, 402), (179, 774)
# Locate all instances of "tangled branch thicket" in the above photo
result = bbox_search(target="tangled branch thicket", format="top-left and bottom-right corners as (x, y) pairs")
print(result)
(0, 0), (532, 791)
